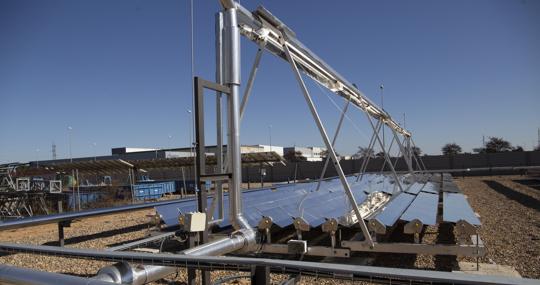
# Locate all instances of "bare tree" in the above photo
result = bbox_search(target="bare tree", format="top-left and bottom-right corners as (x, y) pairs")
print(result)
(442, 143), (462, 155)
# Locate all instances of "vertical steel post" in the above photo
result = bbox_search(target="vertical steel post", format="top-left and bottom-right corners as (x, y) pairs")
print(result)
(251, 265), (270, 285)
(193, 77), (211, 285)
(215, 11), (225, 223)
(281, 36), (373, 246)
(223, 6), (250, 230)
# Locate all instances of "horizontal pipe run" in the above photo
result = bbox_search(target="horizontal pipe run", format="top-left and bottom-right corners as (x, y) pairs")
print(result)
(0, 243), (537, 285)
(0, 264), (115, 285)
(0, 198), (193, 231)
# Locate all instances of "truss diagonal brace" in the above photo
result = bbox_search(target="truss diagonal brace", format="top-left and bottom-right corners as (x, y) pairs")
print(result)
(366, 115), (404, 193)
(240, 47), (264, 121)
(315, 99), (350, 192)
(280, 35), (373, 247)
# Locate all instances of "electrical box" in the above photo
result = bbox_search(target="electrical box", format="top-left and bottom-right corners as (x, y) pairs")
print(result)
(185, 212), (206, 232)
(287, 239), (307, 254)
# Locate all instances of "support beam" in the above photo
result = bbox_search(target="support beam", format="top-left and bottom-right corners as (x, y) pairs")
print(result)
(365, 115), (403, 193)
(355, 120), (382, 182)
(315, 99), (350, 192)
(240, 47), (264, 121)
(280, 34), (373, 247)
(251, 265), (270, 285)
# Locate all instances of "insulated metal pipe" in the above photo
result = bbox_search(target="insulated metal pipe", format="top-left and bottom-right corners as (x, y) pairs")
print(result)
(94, 230), (255, 285)
(0, 264), (115, 285)
(223, 4), (253, 232)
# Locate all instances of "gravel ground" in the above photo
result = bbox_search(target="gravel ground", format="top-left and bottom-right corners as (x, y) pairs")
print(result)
(0, 175), (539, 283)
(454, 175), (540, 278)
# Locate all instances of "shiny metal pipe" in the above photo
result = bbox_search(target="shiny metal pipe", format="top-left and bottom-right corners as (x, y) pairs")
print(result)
(0, 264), (114, 285)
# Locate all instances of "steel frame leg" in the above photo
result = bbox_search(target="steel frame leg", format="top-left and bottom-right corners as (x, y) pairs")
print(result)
(251, 265), (270, 285)
(240, 47), (264, 121)
(379, 134), (396, 173)
(315, 99), (350, 191)
(390, 128), (414, 174)
(281, 35), (373, 246)
(365, 115), (403, 193)
(355, 120), (382, 182)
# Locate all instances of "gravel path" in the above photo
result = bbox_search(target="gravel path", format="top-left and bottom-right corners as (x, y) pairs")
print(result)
(0, 175), (538, 283)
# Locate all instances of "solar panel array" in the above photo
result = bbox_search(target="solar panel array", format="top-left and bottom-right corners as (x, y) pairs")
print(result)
(155, 173), (481, 233)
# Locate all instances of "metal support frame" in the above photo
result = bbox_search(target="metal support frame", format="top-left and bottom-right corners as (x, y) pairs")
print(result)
(57, 220), (71, 247)
(315, 99), (350, 192)
(365, 115), (403, 193)
(251, 265), (270, 285)
(240, 47), (264, 120)
(194, 77), (232, 285)
(355, 120), (382, 182)
(280, 33), (373, 247)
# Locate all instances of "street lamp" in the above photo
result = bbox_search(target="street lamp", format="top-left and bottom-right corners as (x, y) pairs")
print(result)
(268, 125), (272, 153)
(92, 142), (97, 161)
(67, 126), (73, 162)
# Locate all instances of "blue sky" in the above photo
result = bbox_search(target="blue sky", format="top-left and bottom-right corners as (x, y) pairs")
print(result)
(1, 0), (539, 163)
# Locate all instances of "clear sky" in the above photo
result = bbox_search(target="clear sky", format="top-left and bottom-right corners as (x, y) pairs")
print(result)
(1, 0), (539, 163)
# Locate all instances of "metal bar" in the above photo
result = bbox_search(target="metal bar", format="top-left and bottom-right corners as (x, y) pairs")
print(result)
(379, 134), (396, 173)
(411, 138), (427, 171)
(0, 264), (115, 285)
(223, 6), (252, 231)
(366, 116), (403, 192)
(280, 34), (373, 246)
(342, 240), (485, 257)
(215, 11), (225, 225)
(0, 198), (191, 231)
(235, 4), (411, 137)
(193, 76), (211, 285)
(251, 266), (270, 285)
(106, 232), (176, 252)
(315, 99), (350, 192)
(391, 128), (414, 174)
(0, 243), (537, 285)
(240, 47), (264, 121)
(355, 120), (382, 182)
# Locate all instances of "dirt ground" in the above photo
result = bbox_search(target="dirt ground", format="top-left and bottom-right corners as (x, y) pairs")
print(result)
(0, 175), (539, 283)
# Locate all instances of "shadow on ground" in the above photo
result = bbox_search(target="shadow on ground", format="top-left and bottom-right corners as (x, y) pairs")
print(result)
(513, 179), (540, 191)
(483, 180), (540, 212)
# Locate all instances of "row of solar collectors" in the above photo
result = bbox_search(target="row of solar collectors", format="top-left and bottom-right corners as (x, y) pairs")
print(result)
(155, 173), (480, 232)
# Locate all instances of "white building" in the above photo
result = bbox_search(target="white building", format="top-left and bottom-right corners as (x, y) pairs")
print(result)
(283, 146), (327, 161)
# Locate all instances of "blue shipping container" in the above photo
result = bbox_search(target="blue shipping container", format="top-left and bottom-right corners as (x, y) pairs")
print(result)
(133, 181), (176, 200)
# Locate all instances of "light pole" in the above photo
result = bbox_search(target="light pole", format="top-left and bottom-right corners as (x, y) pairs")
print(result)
(380, 84), (385, 149)
(92, 142), (97, 161)
(67, 126), (73, 162)
(268, 125), (272, 153)
(168, 135), (173, 150)
(36, 148), (40, 168)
